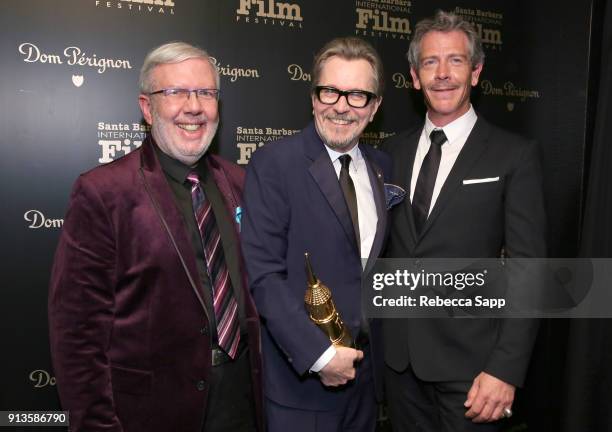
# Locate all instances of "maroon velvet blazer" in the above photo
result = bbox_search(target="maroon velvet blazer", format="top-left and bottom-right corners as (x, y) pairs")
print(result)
(48, 139), (263, 432)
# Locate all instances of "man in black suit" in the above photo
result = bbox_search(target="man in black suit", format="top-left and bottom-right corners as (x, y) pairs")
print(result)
(382, 10), (546, 431)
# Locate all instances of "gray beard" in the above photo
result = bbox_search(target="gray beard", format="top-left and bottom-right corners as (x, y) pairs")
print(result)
(314, 122), (360, 153)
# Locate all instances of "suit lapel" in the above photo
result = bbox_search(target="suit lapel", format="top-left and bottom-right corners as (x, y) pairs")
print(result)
(395, 129), (421, 245)
(139, 139), (211, 322)
(361, 146), (387, 274)
(206, 156), (247, 323)
(419, 118), (491, 239)
(304, 123), (359, 250)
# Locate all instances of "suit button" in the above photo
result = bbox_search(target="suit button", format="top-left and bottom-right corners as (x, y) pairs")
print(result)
(200, 326), (207, 335)
(196, 380), (206, 391)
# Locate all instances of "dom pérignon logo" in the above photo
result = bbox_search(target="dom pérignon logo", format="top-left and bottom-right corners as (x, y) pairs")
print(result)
(72, 75), (84, 87)
(29, 370), (57, 388)
(287, 64), (311, 82)
(24, 210), (63, 229)
(18, 42), (132, 87)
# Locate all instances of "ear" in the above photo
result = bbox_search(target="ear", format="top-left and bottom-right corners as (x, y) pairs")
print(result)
(139, 94), (153, 125)
(409, 67), (422, 90)
(471, 63), (483, 87)
(369, 96), (383, 122)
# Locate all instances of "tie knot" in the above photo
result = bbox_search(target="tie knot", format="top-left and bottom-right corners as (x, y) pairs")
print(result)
(186, 171), (200, 186)
(338, 154), (352, 170)
(429, 129), (447, 148)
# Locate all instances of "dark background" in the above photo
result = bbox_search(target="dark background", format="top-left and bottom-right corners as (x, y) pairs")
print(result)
(1, 0), (608, 430)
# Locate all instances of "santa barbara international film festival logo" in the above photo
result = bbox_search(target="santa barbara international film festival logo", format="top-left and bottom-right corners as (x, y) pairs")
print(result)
(17, 42), (132, 88)
(98, 121), (149, 164)
(355, 0), (412, 40)
(235, 0), (303, 29)
(453, 7), (503, 50)
(236, 126), (300, 165)
(361, 130), (396, 148)
(94, 0), (175, 15)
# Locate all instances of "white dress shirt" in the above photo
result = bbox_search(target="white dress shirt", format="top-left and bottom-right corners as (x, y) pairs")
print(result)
(326, 144), (378, 261)
(311, 142), (378, 372)
(410, 106), (478, 215)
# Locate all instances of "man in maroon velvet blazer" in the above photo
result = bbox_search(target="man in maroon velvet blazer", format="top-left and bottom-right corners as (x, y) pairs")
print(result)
(48, 42), (263, 432)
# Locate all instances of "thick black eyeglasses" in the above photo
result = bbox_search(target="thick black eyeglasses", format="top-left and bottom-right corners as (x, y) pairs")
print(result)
(314, 86), (377, 108)
(148, 88), (220, 101)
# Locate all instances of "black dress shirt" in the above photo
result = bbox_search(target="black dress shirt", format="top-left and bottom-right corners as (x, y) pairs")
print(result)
(154, 145), (235, 343)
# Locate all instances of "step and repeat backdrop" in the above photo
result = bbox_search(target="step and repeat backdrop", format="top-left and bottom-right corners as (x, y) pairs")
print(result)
(0, 0), (592, 429)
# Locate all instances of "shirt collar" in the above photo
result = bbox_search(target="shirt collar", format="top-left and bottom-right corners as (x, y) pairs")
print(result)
(153, 140), (208, 184)
(324, 142), (363, 167)
(424, 105), (477, 146)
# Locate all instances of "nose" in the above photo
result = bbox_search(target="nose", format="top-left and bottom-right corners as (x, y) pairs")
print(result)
(333, 94), (351, 112)
(183, 90), (204, 113)
(435, 61), (450, 80)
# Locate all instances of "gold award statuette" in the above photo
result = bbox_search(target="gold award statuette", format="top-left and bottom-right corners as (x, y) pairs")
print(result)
(304, 252), (354, 347)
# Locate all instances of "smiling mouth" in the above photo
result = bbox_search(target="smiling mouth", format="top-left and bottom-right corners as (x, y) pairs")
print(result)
(327, 117), (355, 126)
(177, 123), (203, 131)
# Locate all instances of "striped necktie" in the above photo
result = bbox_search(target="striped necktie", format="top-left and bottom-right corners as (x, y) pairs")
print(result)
(187, 172), (240, 358)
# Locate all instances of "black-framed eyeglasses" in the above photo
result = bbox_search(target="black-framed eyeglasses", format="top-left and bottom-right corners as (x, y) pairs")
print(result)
(314, 86), (377, 108)
(147, 88), (220, 101)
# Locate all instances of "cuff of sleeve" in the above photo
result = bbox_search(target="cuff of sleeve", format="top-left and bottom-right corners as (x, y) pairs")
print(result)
(310, 345), (336, 373)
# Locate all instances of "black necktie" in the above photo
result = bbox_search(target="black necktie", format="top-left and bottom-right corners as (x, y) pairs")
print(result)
(338, 154), (360, 250)
(412, 129), (447, 233)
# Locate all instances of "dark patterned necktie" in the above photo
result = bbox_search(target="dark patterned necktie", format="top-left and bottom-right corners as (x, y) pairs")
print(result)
(187, 172), (240, 358)
(412, 129), (447, 234)
(338, 154), (360, 250)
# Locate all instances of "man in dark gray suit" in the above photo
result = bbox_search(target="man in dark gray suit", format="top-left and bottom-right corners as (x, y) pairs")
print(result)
(383, 10), (546, 431)
(242, 37), (391, 432)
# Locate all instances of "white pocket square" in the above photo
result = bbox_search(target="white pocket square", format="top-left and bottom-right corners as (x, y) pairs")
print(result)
(462, 177), (500, 185)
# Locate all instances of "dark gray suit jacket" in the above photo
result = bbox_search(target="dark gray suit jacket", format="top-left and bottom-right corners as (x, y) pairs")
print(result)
(382, 116), (546, 387)
(241, 122), (391, 409)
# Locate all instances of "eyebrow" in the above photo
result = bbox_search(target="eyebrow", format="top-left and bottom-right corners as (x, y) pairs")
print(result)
(422, 53), (469, 60)
(420, 53), (469, 65)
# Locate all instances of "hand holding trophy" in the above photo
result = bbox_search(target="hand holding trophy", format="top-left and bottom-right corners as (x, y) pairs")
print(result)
(304, 252), (354, 348)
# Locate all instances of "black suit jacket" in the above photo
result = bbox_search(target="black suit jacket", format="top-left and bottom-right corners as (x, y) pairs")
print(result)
(382, 116), (546, 387)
